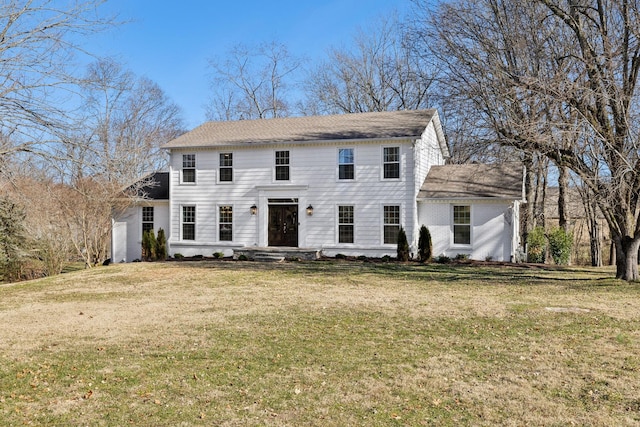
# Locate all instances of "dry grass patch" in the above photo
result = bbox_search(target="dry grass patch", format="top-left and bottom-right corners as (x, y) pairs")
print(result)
(1, 261), (639, 425)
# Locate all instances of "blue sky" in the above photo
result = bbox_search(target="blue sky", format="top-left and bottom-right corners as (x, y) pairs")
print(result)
(87, 0), (412, 128)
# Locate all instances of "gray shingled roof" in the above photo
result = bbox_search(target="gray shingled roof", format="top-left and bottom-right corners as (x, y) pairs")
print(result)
(418, 163), (524, 200)
(163, 110), (439, 149)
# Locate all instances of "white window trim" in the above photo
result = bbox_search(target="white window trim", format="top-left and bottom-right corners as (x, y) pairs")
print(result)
(381, 146), (402, 181)
(142, 206), (154, 223)
(141, 206), (154, 237)
(218, 204), (234, 242)
(273, 149), (291, 182)
(381, 203), (403, 245)
(181, 204), (196, 241)
(337, 147), (356, 182)
(451, 204), (472, 247)
(217, 152), (234, 184)
(181, 153), (197, 185)
(336, 204), (356, 245)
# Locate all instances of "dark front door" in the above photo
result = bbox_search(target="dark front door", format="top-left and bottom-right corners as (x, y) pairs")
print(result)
(268, 205), (298, 247)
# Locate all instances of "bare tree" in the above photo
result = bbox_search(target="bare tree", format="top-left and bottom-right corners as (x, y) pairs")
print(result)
(56, 178), (126, 268)
(0, 0), (114, 160)
(577, 180), (604, 267)
(413, 0), (559, 244)
(417, 0), (640, 279)
(534, 0), (640, 280)
(303, 14), (436, 115)
(3, 58), (183, 271)
(206, 41), (303, 120)
(71, 59), (184, 184)
(45, 59), (185, 266)
(2, 171), (76, 276)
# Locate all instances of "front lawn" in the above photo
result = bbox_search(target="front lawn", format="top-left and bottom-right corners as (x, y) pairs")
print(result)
(1, 261), (639, 425)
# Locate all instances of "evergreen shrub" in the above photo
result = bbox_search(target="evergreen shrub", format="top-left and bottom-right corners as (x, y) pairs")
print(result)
(548, 227), (573, 265)
(397, 226), (410, 262)
(527, 227), (547, 263)
(418, 225), (432, 263)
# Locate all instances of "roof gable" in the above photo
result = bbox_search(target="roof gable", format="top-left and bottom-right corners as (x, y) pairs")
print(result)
(163, 110), (440, 149)
(419, 163), (524, 200)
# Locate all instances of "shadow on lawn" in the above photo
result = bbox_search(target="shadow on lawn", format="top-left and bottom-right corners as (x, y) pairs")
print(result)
(162, 257), (620, 287)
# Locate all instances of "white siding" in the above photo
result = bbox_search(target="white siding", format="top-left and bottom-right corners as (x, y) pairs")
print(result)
(410, 120), (446, 249)
(418, 200), (515, 262)
(111, 210), (132, 263)
(111, 202), (169, 262)
(414, 120), (446, 196)
(154, 203), (170, 246)
(167, 138), (427, 258)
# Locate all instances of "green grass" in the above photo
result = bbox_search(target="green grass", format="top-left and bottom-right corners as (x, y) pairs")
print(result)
(1, 261), (639, 425)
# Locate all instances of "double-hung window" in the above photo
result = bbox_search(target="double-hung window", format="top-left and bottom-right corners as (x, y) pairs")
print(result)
(338, 205), (354, 243)
(275, 151), (290, 181)
(383, 205), (401, 244)
(219, 153), (233, 182)
(338, 148), (354, 180)
(383, 147), (400, 179)
(219, 205), (233, 241)
(142, 206), (154, 236)
(182, 206), (196, 241)
(182, 154), (196, 183)
(453, 205), (471, 245)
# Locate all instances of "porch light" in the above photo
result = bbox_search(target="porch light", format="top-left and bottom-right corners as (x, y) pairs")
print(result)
(250, 205), (257, 215)
(306, 205), (314, 216)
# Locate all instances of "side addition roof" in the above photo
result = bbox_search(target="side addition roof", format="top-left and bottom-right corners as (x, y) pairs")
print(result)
(127, 172), (169, 200)
(418, 163), (525, 200)
(162, 110), (448, 155)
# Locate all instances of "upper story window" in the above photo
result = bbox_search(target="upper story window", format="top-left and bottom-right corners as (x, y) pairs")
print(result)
(338, 205), (354, 243)
(142, 206), (154, 236)
(383, 205), (400, 244)
(338, 148), (354, 180)
(182, 205), (196, 241)
(453, 205), (471, 245)
(383, 147), (400, 179)
(275, 150), (290, 181)
(219, 205), (233, 241)
(182, 154), (196, 183)
(219, 153), (233, 182)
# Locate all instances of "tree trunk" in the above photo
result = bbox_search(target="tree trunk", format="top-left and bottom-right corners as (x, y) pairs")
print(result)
(521, 153), (535, 245)
(558, 165), (570, 232)
(614, 235), (640, 281)
(589, 221), (602, 267)
(610, 241), (616, 266)
(583, 189), (602, 267)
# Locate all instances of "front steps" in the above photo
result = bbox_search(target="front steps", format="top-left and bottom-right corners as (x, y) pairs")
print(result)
(233, 247), (323, 262)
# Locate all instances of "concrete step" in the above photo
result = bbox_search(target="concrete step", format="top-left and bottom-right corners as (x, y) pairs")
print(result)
(233, 247), (323, 261)
(253, 253), (285, 262)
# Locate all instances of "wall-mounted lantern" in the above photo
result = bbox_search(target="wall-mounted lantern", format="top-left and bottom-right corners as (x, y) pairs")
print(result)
(306, 205), (314, 216)
(250, 204), (258, 215)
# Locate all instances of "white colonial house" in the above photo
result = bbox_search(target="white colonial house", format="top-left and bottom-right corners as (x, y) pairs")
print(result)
(111, 110), (525, 262)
